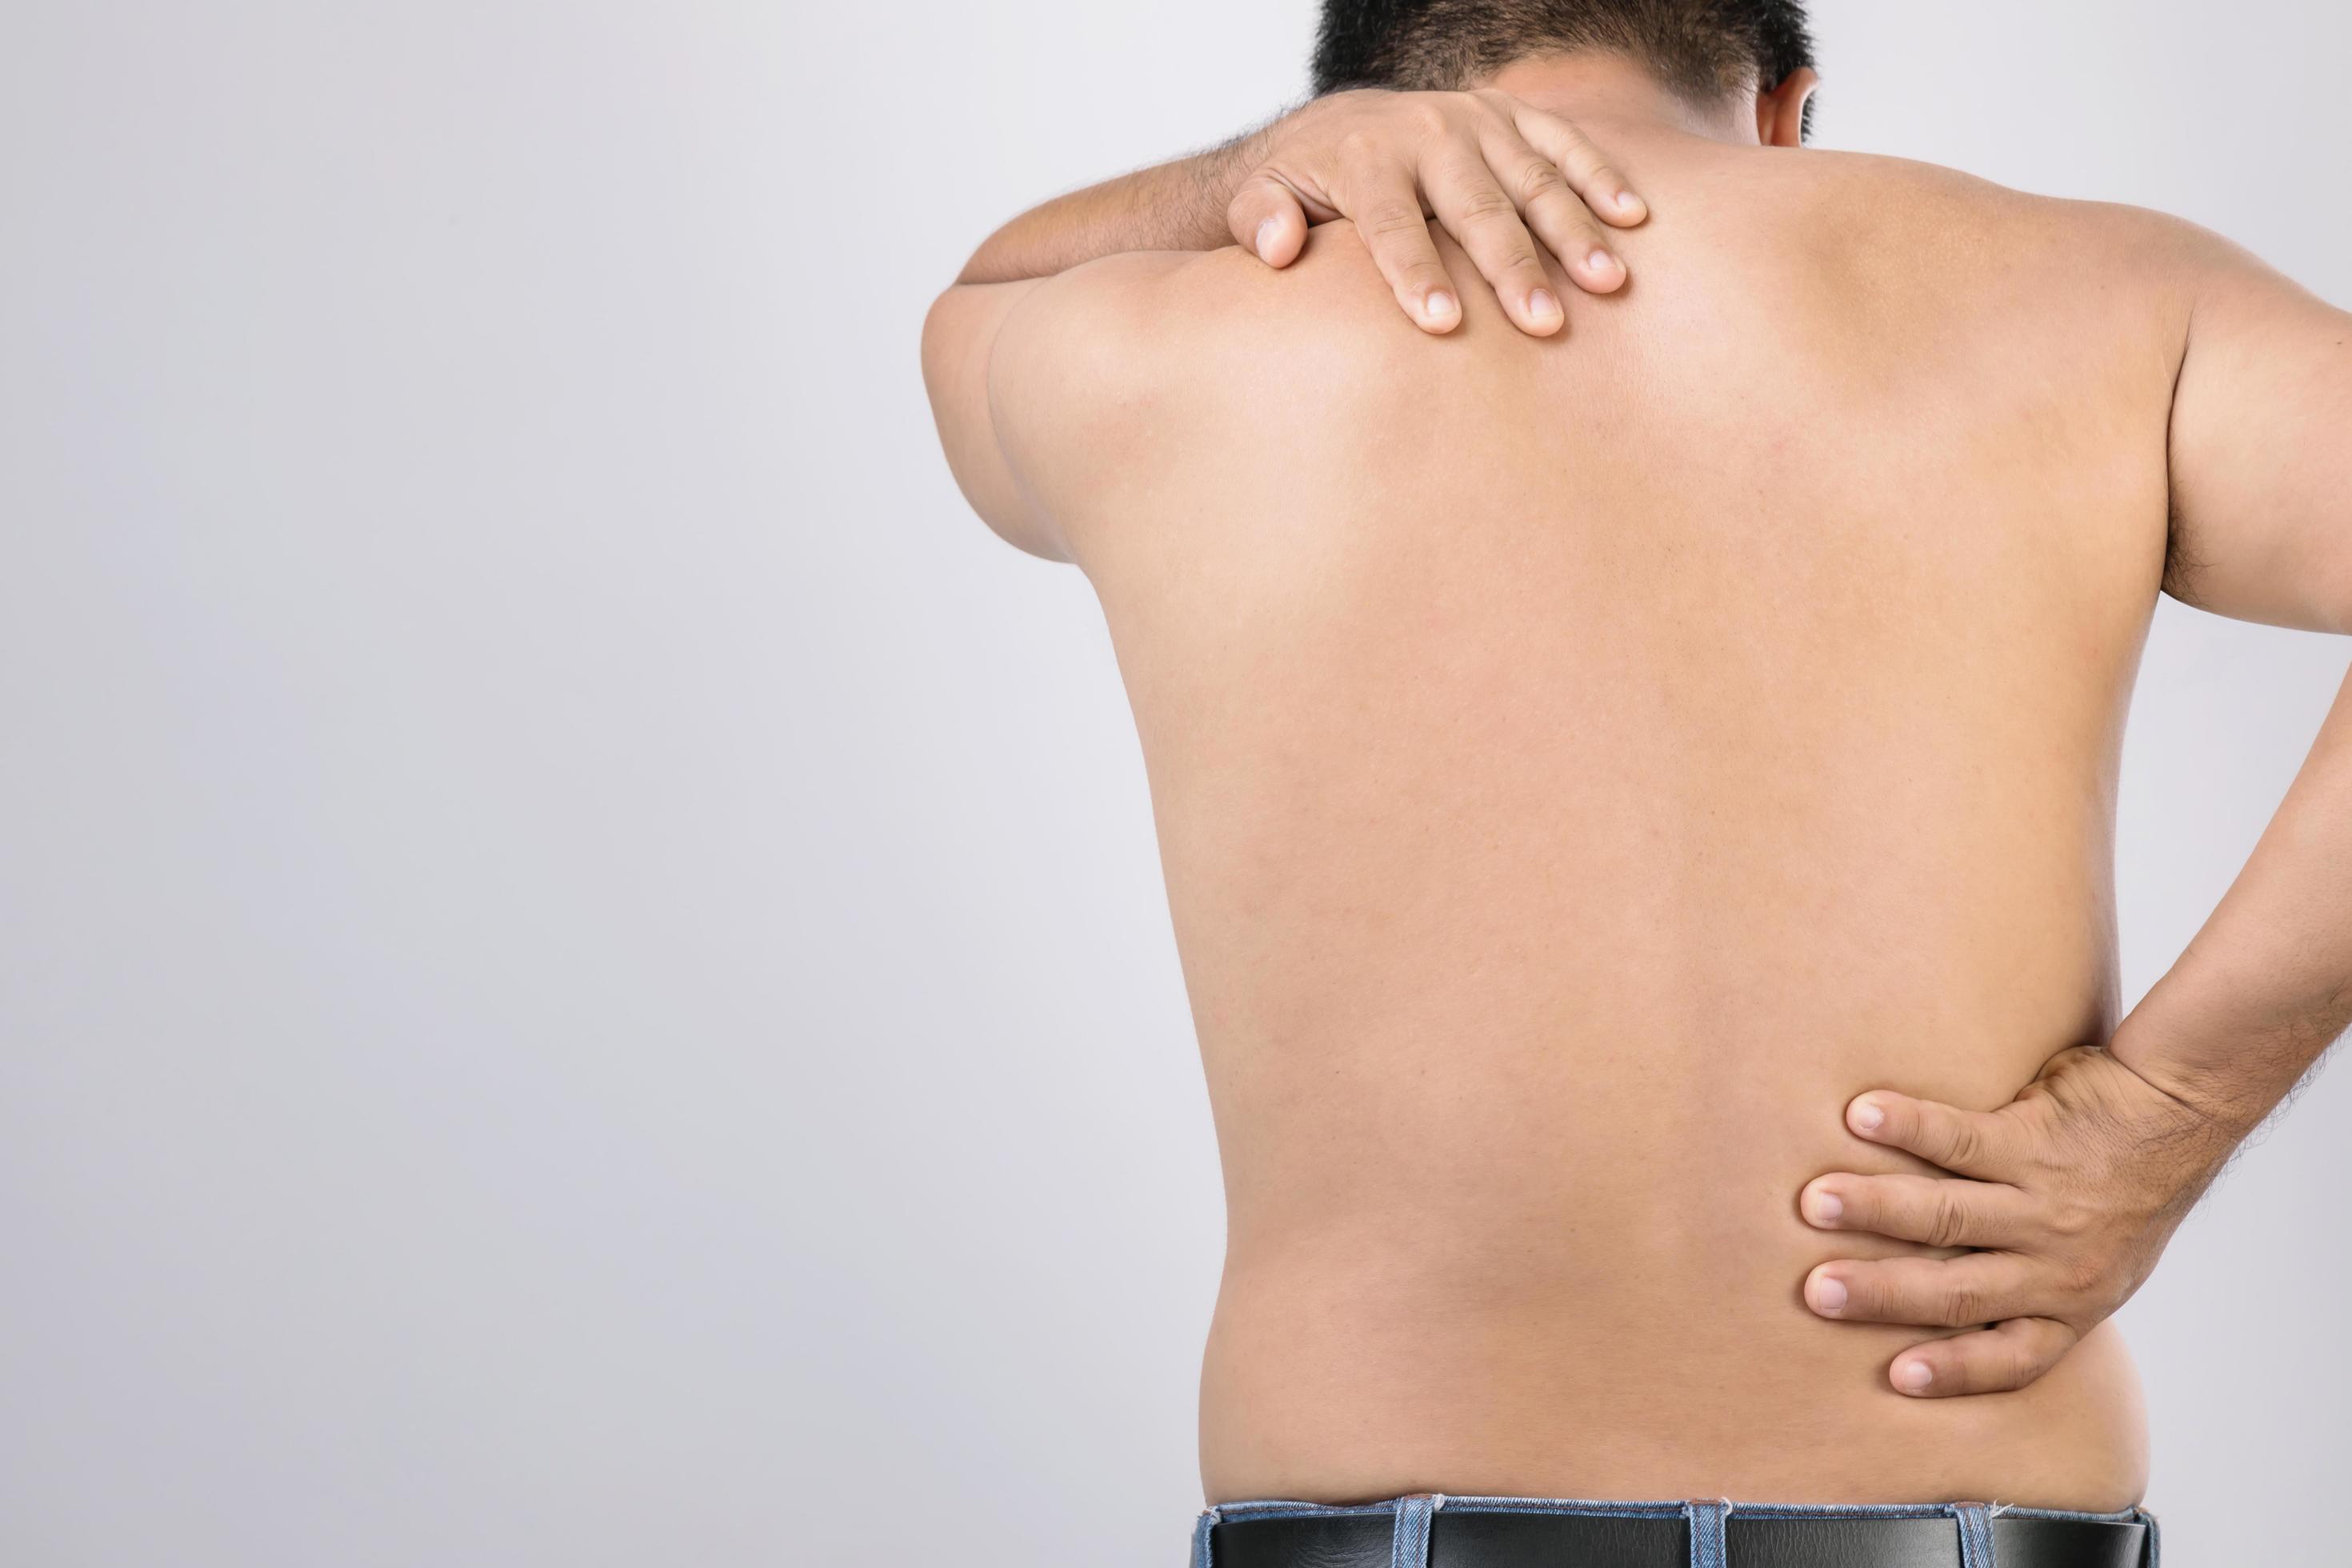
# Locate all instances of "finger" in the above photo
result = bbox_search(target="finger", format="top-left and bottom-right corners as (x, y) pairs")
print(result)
(1799, 1172), (2034, 1250)
(1847, 1090), (2022, 1180)
(1504, 100), (1648, 228)
(1419, 142), (1564, 334)
(1351, 170), (1462, 333)
(1885, 1318), (2080, 1398)
(1227, 172), (1310, 269)
(1805, 1253), (2036, 1329)
(1468, 120), (1626, 300)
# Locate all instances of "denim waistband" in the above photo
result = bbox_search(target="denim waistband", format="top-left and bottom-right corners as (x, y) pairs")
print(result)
(1187, 1492), (2161, 1568)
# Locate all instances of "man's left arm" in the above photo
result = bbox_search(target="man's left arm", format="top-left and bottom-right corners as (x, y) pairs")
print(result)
(1794, 218), (2352, 1398)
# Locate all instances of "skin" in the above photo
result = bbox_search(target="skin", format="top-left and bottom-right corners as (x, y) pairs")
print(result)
(922, 54), (2352, 1509)
(954, 85), (1661, 334)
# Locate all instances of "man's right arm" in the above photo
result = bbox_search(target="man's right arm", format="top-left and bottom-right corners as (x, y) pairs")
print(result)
(957, 89), (1646, 334)
(922, 88), (1651, 559)
(918, 274), (1060, 559)
(919, 253), (1177, 563)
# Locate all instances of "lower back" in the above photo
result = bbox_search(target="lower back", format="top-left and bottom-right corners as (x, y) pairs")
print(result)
(1170, 556), (2153, 1507)
(1062, 137), (2178, 1510)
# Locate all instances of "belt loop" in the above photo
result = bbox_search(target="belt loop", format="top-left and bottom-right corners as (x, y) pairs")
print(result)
(1953, 1502), (1998, 1568)
(2132, 1505), (2161, 1567)
(1683, 1497), (1731, 1568)
(1391, 1493), (1443, 1568)
(1190, 1505), (1221, 1568)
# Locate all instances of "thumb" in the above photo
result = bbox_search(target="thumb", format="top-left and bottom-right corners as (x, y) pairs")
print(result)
(1228, 173), (1309, 267)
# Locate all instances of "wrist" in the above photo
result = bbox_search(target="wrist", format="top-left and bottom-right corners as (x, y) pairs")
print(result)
(2104, 1019), (2273, 1145)
(1190, 110), (1286, 214)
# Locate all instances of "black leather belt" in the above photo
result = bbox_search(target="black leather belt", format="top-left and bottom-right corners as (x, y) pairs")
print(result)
(1203, 1502), (2153, 1566)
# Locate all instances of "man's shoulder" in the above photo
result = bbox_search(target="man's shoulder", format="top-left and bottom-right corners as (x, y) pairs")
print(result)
(1034, 157), (2226, 369)
(986, 229), (1420, 498)
(989, 156), (2245, 504)
(1001, 226), (1420, 395)
(1773, 146), (2235, 295)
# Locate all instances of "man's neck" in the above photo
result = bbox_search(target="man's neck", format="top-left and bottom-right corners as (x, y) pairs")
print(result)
(1482, 53), (1757, 146)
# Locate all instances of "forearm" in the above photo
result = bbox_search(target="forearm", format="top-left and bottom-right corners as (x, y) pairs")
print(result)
(2112, 663), (2352, 1134)
(955, 118), (1278, 285)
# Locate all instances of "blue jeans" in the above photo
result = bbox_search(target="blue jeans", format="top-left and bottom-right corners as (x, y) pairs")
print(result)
(1188, 1492), (2161, 1566)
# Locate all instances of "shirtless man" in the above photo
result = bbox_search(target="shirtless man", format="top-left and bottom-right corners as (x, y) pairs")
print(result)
(921, 2), (2352, 1562)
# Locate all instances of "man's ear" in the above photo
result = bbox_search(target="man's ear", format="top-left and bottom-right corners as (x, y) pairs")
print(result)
(1755, 67), (1819, 148)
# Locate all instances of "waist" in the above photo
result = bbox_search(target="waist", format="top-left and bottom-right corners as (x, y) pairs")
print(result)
(1193, 979), (2142, 1509)
(1190, 1494), (2158, 1568)
(1198, 1234), (2149, 1512)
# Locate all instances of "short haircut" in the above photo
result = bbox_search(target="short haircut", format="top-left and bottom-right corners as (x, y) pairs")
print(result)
(1311, 1), (1818, 138)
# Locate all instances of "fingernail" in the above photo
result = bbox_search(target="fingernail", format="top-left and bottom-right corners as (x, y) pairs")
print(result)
(1894, 1360), (1934, 1393)
(1586, 247), (1620, 274)
(1423, 290), (1458, 322)
(1615, 190), (1646, 217)
(1850, 1099), (1886, 1134)
(1808, 1190), (1843, 1224)
(1528, 288), (1560, 323)
(1255, 218), (1280, 262)
(1810, 1274), (1847, 1314)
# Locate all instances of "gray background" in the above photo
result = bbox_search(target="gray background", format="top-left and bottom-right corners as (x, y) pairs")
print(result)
(2, 1), (2345, 1562)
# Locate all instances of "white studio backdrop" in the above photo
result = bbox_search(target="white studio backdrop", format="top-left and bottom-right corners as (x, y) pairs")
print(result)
(1, 1), (2346, 1563)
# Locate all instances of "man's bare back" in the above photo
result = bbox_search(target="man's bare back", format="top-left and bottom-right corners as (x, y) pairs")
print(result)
(926, 43), (2352, 1530)
(995, 119), (2202, 1506)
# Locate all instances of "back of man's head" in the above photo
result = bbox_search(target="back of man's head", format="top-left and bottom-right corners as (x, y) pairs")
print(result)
(1312, 1), (1816, 138)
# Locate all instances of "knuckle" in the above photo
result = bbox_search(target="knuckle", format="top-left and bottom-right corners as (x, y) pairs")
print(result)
(2059, 1252), (2110, 1302)
(1364, 205), (1429, 241)
(1454, 185), (1518, 223)
(1926, 1191), (1970, 1249)
(1514, 158), (1570, 205)
(1942, 1278), (1988, 1326)
(1388, 254), (1447, 287)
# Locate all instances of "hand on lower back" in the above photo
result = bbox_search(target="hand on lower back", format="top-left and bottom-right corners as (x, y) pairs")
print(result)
(1794, 1045), (2242, 1397)
(1227, 87), (1646, 336)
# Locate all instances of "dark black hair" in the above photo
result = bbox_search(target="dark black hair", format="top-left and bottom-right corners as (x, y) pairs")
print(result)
(1312, 1), (1817, 138)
